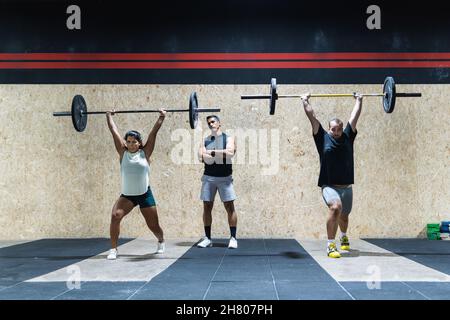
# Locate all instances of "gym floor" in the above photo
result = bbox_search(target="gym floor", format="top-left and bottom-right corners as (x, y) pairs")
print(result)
(0, 238), (449, 300)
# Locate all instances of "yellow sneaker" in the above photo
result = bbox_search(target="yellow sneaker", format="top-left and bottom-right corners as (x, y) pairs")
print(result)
(327, 242), (341, 258)
(340, 236), (350, 251)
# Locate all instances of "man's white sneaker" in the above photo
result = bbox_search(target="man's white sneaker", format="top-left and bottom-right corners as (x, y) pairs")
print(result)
(197, 237), (212, 248)
(107, 248), (118, 260)
(228, 237), (238, 249)
(156, 241), (165, 254)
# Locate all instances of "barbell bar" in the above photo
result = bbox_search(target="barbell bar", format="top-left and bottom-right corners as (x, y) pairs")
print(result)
(241, 76), (422, 115)
(53, 92), (221, 132)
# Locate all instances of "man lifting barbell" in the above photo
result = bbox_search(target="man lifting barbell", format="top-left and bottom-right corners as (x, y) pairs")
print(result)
(301, 92), (363, 258)
(105, 108), (167, 260)
(240, 76), (421, 256)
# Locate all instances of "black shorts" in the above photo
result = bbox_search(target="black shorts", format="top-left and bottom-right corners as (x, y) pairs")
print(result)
(120, 187), (156, 208)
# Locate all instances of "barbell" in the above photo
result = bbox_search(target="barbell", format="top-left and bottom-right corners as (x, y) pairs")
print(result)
(53, 92), (221, 132)
(241, 76), (422, 115)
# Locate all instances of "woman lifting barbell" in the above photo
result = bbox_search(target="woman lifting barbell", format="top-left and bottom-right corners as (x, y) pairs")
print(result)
(105, 108), (166, 260)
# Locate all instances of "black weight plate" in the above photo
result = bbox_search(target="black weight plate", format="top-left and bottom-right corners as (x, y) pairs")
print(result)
(269, 78), (277, 115)
(383, 76), (396, 113)
(189, 92), (198, 129)
(71, 95), (88, 132)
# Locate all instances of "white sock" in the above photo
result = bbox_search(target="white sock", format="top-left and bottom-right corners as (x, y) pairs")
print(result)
(341, 232), (347, 238)
(327, 240), (335, 246)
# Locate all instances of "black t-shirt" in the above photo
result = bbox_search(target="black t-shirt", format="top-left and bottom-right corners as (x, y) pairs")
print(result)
(313, 122), (357, 187)
(204, 133), (232, 177)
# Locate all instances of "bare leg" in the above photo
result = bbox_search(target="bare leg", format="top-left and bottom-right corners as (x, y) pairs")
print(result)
(338, 213), (349, 234)
(110, 197), (135, 249)
(223, 201), (237, 227)
(203, 201), (214, 228)
(140, 206), (164, 242)
(326, 202), (342, 240)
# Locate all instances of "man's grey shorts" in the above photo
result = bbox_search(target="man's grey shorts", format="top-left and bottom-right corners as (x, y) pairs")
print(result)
(321, 185), (353, 215)
(200, 175), (236, 202)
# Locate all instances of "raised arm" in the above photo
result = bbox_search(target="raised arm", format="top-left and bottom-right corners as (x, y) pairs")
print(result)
(349, 94), (363, 132)
(301, 94), (320, 135)
(106, 110), (126, 157)
(142, 109), (166, 159)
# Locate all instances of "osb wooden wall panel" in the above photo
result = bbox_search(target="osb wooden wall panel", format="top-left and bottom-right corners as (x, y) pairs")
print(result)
(0, 84), (448, 239)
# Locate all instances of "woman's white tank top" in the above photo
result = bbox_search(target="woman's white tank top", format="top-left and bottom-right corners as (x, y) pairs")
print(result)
(120, 149), (149, 196)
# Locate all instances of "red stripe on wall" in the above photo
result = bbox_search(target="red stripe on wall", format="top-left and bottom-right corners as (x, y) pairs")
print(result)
(1, 52), (450, 61)
(1, 61), (450, 69)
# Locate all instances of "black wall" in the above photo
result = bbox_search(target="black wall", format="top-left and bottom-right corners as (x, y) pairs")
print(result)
(1, 0), (450, 83)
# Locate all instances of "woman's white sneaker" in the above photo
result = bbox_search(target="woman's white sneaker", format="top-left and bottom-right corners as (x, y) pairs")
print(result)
(107, 248), (118, 260)
(156, 241), (165, 254)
